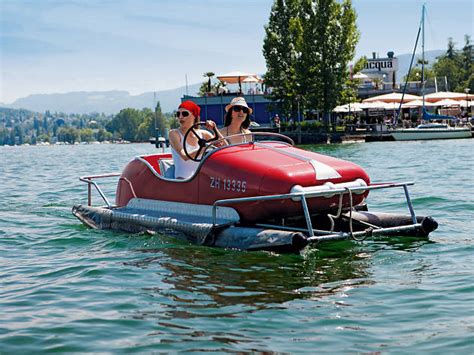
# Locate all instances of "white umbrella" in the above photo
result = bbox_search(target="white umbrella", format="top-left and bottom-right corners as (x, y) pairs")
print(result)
(362, 92), (421, 103)
(217, 71), (258, 84)
(424, 91), (474, 102)
(457, 100), (474, 107)
(401, 99), (437, 108)
(348, 102), (364, 110)
(360, 101), (387, 109)
(432, 99), (462, 107)
(242, 76), (260, 83)
(382, 102), (403, 110)
(216, 71), (259, 92)
(332, 104), (362, 113)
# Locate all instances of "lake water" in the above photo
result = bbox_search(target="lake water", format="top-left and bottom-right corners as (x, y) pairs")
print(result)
(1, 140), (473, 352)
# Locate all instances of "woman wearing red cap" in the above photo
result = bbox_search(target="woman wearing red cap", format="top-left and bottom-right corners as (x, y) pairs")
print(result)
(169, 100), (221, 179)
(221, 97), (253, 144)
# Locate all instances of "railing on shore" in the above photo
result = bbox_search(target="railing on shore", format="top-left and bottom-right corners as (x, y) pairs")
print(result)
(344, 123), (394, 134)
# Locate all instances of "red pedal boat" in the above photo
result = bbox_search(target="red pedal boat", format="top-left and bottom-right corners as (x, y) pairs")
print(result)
(73, 129), (437, 253)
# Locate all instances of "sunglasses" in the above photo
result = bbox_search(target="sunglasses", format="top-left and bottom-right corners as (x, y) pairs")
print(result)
(175, 111), (190, 118)
(233, 106), (249, 114)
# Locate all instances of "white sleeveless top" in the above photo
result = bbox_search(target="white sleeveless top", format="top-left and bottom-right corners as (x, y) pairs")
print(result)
(171, 130), (200, 179)
(225, 127), (251, 144)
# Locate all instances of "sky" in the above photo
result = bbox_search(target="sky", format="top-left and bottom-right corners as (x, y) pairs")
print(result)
(1, 0), (472, 104)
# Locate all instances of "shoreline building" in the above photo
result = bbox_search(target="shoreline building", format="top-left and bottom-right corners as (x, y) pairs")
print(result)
(181, 93), (278, 127)
(356, 51), (432, 99)
(182, 55), (435, 125)
(357, 52), (399, 99)
(181, 71), (281, 126)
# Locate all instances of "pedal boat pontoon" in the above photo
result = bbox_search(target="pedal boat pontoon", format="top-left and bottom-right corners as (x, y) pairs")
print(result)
(73, 130), (438, 253)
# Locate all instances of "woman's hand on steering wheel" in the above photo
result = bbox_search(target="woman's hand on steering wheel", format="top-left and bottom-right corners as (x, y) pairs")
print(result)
(183, 122), (220, 162)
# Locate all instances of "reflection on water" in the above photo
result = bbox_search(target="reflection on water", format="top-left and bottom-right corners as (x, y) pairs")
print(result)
(129, 242), (370, 306)
(127, 236), (432, 308)
(115, 236), (432, 351)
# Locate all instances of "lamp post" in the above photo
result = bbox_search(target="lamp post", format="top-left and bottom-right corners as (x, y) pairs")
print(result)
(297, 96), (301, 124)
(465, 88), (470, 117)
(296, 94), (302, 145)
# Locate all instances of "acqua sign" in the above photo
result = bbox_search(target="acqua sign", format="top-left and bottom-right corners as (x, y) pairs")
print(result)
(362, 58), (398, 73)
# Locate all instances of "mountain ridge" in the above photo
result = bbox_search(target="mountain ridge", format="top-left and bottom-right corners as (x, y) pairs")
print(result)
(2, 50), (446, 115)
(2, 84), (202, 115)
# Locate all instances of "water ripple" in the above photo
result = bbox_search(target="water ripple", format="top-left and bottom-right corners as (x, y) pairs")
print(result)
(0, 141), (473, 352)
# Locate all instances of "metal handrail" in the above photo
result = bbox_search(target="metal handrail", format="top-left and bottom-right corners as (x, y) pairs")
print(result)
(212, 181), (417, 238)
(79, 173), (121, 208)
(307, 223), (424, 243)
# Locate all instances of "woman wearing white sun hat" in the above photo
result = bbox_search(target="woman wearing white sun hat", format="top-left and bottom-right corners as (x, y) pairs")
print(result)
(221, 97), (253, 144)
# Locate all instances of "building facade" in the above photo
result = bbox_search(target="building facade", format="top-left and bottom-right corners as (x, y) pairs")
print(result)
(181, 93), (280, 126)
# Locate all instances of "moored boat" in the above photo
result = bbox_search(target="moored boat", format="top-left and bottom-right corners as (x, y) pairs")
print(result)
(391, 123), (471, 141)
(392, 4), (472, 142)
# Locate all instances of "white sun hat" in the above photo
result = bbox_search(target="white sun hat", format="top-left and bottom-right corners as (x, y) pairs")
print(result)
(225, 97), (253, 114)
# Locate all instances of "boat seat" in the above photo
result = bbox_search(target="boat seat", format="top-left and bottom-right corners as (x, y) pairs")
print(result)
(158, 158), (175, 179)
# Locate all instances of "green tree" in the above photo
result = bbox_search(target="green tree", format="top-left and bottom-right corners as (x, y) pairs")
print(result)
(460, 35), (473, 91)
(198, 72), (215, 96)
(37, 133), (51, 143)
(106, 108), (144, 141)
(79, 128), (95, 142)
(339, 56), (367, 105)
(263, 0), (300, 117)
(446, 37), (456, 59)
(42, 116), (49, 131)
(263, 0), (359, 123)
(136, 108), (154, 142)
(96, 128), (112, 142)
(9, 129), (16, 145)
(169, 116), (180, 129)
(433, 57), (462, 91)
(57, 127), (79, 143)
(299, 0), (359, 124)
(154, 101), (167, 137)
(403, 58), (435, 82)
(432, 35), (473, 92)
(0, 128), (9, 145)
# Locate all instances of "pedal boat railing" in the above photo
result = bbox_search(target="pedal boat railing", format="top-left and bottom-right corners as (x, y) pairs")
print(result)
(79, 173), (133, 208)
(211, 181), (420, 244)
(78, 173), (421, 244)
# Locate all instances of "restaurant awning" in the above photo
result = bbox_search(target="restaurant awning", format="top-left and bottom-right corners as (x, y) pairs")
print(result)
(216, 71), (260, 84)
(424, 91), (474, 102)
(362, 92), (421, 103)
(432, 99), (462, 106)
(242, 76), (262, 83)
(401, 99), (438, 108)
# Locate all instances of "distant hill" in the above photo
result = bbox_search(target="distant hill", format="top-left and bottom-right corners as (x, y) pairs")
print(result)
(3, 83), (201, 115)
(396, 49), (445, 79)
(2, 49), (447, 115)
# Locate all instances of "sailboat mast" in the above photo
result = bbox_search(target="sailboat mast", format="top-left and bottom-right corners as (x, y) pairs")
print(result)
(421, 4), (425, 113)
(395, 6), (422, 125)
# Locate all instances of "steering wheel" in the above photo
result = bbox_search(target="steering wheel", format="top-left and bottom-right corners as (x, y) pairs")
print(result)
(183, 122), (220, 162)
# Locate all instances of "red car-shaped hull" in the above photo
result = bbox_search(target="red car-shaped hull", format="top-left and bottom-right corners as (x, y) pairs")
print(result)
(115, 141), (370, 223)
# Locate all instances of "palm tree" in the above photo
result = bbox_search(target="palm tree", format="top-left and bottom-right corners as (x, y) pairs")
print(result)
(203, 72), (215, 94)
